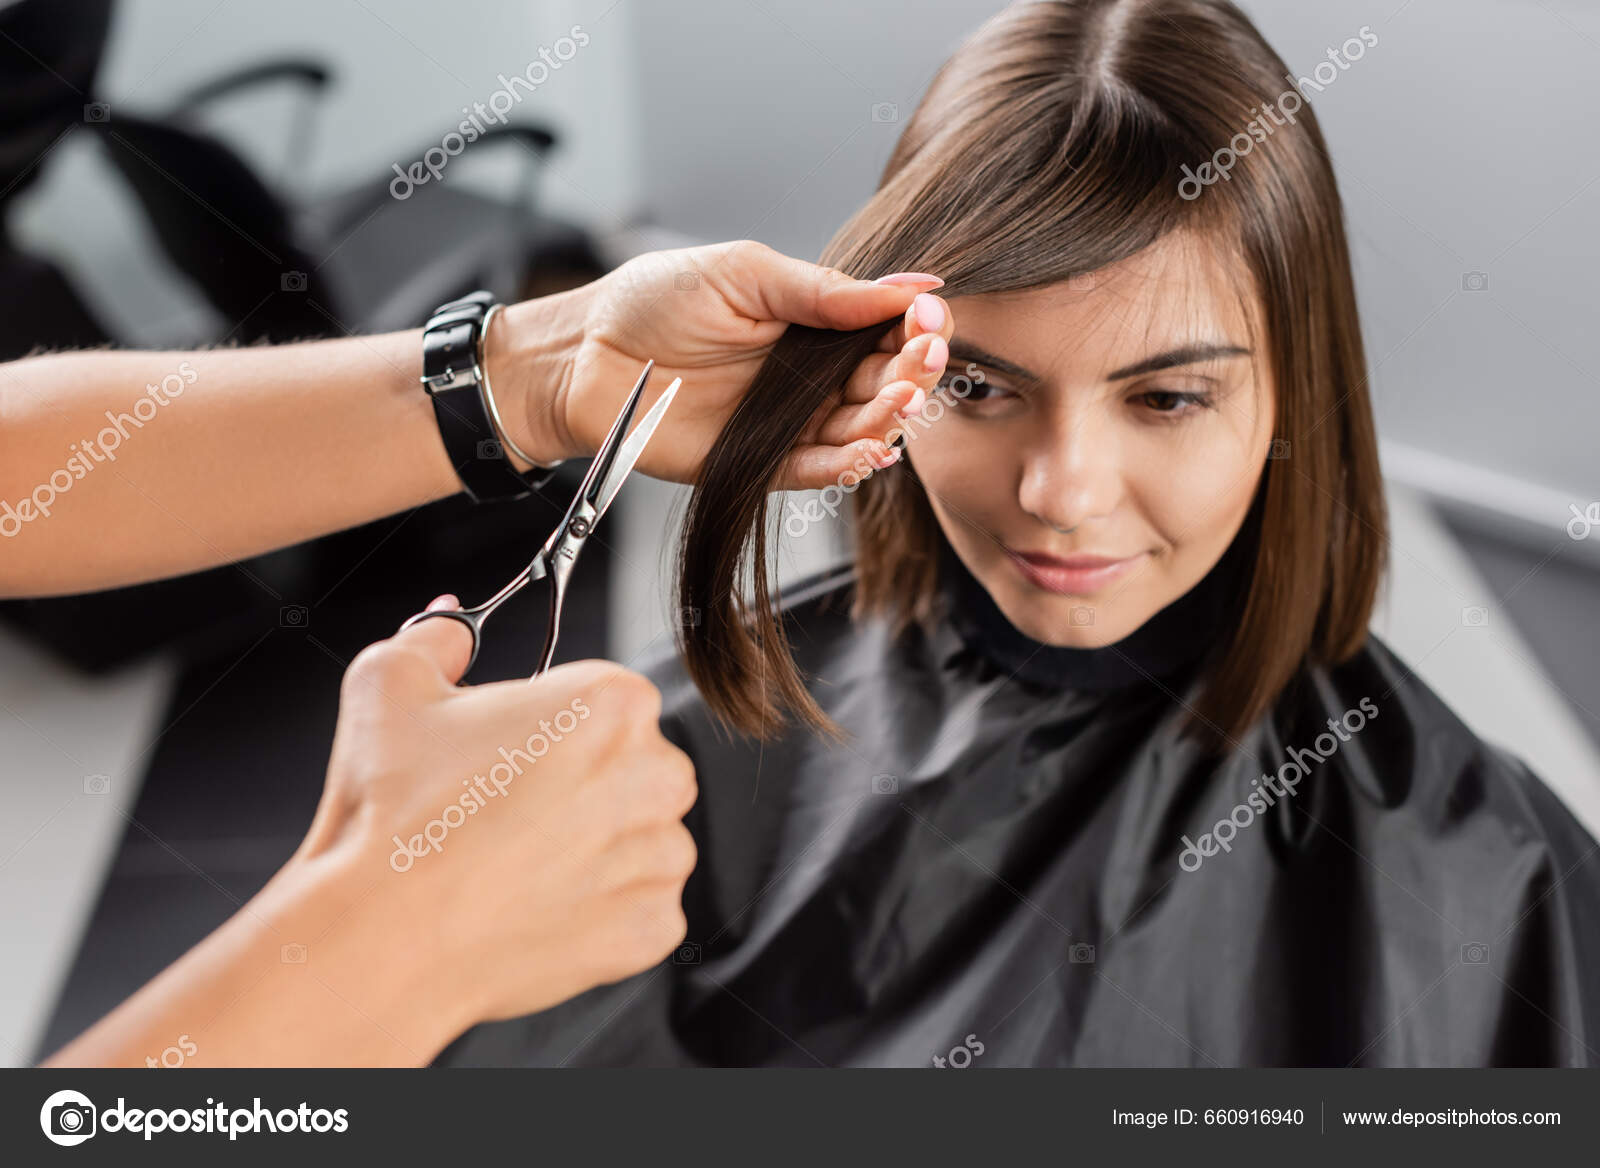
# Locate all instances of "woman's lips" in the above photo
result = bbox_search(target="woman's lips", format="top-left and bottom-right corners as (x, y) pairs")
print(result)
(1003, 548), (1147, 596)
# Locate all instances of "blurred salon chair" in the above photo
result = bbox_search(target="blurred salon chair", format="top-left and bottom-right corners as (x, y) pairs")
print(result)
(0, 0), (608, 672)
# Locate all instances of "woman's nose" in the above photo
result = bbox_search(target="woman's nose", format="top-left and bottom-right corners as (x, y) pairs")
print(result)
(1016, 409), (1123, 533)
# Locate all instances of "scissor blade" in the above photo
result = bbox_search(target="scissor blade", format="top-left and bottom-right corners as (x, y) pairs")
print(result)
(534, 362), (654, 569)
(571, 359), (654, 512)
(591, 377), (681, 523)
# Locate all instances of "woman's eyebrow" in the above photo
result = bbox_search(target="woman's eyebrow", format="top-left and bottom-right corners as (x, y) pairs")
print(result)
(1104, 343), (1251, 381)
(947, 339), (1251, 382)
(946, 340), (1041, 381)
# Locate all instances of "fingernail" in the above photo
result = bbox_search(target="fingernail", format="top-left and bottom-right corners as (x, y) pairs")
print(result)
(873, 271), (945, 288)
(904, 387), (927, 416)
(873, 442), (902, 468)
(921, 334), (948, 373)
(426, 593), (459, 612)
(912, 292), (945, 332)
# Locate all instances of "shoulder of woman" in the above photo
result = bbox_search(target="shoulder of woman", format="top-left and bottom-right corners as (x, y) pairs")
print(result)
(1259, 632), (1599, 860)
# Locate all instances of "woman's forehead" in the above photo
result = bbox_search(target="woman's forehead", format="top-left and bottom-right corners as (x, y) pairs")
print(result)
(950, 242), (1259, 381)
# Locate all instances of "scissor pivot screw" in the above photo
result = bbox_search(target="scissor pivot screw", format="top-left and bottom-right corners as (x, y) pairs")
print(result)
(569, 517), (591, 538)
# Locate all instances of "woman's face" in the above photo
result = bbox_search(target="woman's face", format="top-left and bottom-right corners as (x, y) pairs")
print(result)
(904, 230), (1275, 648)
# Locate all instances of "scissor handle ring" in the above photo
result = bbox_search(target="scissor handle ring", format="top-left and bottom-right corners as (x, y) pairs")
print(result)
(398, 607), (484, 680)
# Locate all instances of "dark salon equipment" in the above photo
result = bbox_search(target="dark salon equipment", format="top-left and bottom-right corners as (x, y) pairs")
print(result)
(0, 0), (607, 673)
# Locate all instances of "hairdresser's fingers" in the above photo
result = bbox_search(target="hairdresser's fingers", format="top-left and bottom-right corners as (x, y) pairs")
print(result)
(597, 823), (698, 890)
(842, 352), (893, 402)
(814, 380), (924, 447)
(716, 241), (944, 329)
(843, 334), (948, 405)
(380, 594), (474, 689)
(874, 291), (955, 354)
(778, 437), (900, 492)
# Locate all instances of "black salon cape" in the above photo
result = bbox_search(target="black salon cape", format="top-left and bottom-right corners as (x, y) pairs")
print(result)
(436, 539), (1600, 1067)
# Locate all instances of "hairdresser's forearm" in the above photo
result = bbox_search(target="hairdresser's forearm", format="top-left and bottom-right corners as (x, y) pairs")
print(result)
(0, 296), (578, 597)
(42, 848), (472, 1068)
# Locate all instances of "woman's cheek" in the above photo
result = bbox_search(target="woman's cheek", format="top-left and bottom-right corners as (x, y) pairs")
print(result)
(903, 422), (973, 494)
(1135, 430), (1264, 552)
(906, 424), (1014, 535)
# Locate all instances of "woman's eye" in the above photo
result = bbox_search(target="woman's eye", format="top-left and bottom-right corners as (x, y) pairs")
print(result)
(1137, 389), (1212, 416)
(941, 374), (1011, 405)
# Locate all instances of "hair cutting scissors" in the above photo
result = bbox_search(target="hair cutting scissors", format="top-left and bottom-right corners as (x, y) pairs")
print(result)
(402, 360), (680, 679)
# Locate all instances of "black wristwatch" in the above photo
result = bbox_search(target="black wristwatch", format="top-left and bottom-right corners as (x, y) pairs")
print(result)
(420, 291), (559, 501)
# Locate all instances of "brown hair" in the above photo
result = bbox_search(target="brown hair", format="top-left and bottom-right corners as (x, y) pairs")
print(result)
(676, 0), (1386, 753)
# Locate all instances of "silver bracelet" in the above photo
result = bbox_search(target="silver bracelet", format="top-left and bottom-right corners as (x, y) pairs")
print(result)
(477, 303), (564, 471)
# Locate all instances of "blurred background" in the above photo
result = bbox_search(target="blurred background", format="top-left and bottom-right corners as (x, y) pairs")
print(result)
(0, 0), (1595, 1065)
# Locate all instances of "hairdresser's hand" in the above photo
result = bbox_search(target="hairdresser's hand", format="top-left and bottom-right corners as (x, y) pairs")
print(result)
(490, 239), (955, 490)
(297, 602), (699, 1032)
(45, 602), (699, 1068)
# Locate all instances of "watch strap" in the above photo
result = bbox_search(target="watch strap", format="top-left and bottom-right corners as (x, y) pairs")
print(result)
(421, 292), (557, 501)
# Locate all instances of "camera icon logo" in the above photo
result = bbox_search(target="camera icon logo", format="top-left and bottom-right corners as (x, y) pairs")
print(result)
(477, 439), (503, 461)
(1461, 606), (1488, 627)
(1461, 271), (1489, 293)
(280, 270), (308, 292)
(678, 606), (702, 628)
(870, 773), (899, 795)
(40, 1089), (97, 1146)
(281, 943), (308, 964)
(1268, 438), (1291, 460)
(870, 102), (898, 123)
(673, 942), (701, 965)
(1461, 942), (1490, 965)
(83, 102), (111, 123)
(1068, 942), (1096, 964)
(279, 605), (308, 628)
(673, 271), (700, 291)
(83, 774), (110, 795)
(1070, 606), (1095, 627)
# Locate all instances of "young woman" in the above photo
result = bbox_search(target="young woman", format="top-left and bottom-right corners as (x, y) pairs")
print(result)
(437, 0), (1600, 1067)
